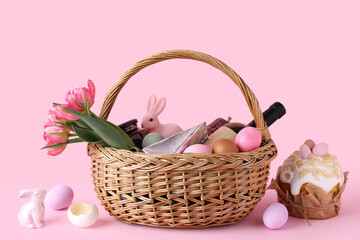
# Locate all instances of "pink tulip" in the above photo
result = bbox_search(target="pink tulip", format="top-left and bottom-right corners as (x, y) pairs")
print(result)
(43, 80), (96, 156)
(43, 120), (69, 156)
(44, 118), (64, 129)
(65, 79), (95, 110)
(43, 123), (69, 143)
(48, 104), (79, 121)
(44, 139), (67, 156)
(47, 80), (96, 122)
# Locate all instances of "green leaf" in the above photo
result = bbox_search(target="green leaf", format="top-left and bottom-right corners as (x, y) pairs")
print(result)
(75, 119), (90, 129)
(92, 114), (136, 149)
(62, 120), (78, 132)
(72, 125), (109, 147)
(64, 108), (129, 150)
(41, 138), (84, 149)
(54, 121), (66, 126)
(79, 103), (90, 113)
(73, 126), (102, 142)
(87, 109), (136, 149)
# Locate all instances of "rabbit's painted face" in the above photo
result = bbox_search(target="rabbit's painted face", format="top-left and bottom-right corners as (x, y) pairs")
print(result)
(141, 113), (159, 132)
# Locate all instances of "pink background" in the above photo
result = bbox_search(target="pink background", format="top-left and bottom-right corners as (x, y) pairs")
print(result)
(1, 0), (359, 239)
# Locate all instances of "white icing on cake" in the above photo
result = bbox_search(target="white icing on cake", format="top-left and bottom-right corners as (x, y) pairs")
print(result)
(280, 151), (344, 195)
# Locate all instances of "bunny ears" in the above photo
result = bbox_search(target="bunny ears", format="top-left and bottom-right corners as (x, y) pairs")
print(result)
(18, 189), (46, 199)
(147, 94), (167, 116)
(299, 139), (329, 159)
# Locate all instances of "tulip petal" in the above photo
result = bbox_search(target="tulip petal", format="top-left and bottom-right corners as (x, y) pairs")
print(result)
(88, 79), (95, 98)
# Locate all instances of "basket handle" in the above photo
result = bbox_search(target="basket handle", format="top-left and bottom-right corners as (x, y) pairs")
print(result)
(99, 49), (271, 140)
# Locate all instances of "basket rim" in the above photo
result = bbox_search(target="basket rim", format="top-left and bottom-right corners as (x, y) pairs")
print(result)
(87, 138), (277, 171)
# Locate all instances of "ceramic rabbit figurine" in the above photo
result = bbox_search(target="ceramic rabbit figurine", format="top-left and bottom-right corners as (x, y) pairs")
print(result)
(141, 95), (182, 138)
(18, 189), (46, 229)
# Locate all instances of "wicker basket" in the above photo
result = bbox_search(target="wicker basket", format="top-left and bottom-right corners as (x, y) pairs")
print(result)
(87, 50), (278, 228)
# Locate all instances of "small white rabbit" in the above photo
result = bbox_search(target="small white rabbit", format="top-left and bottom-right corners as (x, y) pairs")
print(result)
(18, 189), (46, 229)
(141, 95), (182, 138)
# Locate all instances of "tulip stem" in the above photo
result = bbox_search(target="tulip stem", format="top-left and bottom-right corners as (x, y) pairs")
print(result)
(69, 133), (77, 137)
(41, 138), (84, 149)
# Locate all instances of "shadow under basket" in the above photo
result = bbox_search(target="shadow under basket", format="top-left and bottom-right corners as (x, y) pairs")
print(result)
(87, 49), (278, 228)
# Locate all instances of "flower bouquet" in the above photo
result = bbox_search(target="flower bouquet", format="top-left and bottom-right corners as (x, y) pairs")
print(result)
(42, 80), (141, 156)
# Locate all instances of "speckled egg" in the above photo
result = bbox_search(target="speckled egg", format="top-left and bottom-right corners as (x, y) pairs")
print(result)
(45, 185), (74, 210)
(142, 132), (164, 148)
(235, 127), (262, 152)
(263, 203), (288, 230)
(183, 144), (212, 154)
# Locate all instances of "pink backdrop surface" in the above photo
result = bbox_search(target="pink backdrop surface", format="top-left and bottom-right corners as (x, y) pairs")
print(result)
(1, 1), (359, 239)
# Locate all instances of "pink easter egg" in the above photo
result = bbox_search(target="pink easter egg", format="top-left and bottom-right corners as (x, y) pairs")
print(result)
(299, 144), (311, 159)
(45, 185), (74, 210)
(312, 143), (329, 157)
(263, 203), (288, 230)
(235, 127), (262, 152)
(183, 144), (212, 154)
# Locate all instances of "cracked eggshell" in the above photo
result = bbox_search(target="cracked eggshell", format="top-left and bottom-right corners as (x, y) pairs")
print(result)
(67, 202), (99, 227)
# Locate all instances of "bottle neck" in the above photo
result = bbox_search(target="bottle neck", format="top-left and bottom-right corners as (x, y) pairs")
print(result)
(248, 102), (286, 127)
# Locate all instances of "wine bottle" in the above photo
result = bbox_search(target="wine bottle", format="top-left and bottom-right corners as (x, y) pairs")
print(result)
(224, 102), (286, 133)
(247, 102), (286, 127)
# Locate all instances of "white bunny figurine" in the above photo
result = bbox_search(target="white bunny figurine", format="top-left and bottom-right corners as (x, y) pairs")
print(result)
(18, 189), (46, 229)
(141, 95), (182, 138)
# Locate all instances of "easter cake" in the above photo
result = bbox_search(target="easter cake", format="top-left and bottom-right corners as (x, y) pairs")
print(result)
(269, 139), (348, 220)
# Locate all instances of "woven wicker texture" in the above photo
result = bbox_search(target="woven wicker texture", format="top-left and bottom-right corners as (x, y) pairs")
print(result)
(88, 50), (278, 228)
